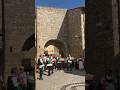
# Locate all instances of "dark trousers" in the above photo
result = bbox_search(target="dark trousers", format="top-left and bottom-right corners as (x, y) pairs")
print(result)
(27, 83), (34, 90)
(47, 66), (51, 76)
(53, 64), (56, 69)
(57, 63), (62, 70)
(20, 85), (27, 90)
(51, 66), (53, 73)
(47, 66), (53, 76)
(67, 63), (72, 71)
(44, 64), (47, 71)
(39, 68), (43, 79)
(22, 86), (27, 90)
(70, 64), (72, 71)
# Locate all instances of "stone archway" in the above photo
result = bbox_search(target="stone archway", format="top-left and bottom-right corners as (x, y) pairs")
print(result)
(22, 34), (35, 51)
(44, 39), (66, 57)
(21, 34), (36, 71)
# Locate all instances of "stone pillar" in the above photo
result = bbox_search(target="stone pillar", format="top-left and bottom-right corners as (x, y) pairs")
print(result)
(4, 0), (35, 82)
(112, 0), (119, 55)
(81, 13), (85, 58)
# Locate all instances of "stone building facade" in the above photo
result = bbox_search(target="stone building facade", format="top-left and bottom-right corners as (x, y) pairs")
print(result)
(0, 0), (35, 81)
(85, 0), (119, 76)
(0, 0), (2, 61)
(0, 3), (84, 83)
(36, 7), (85, 58)
(67, 8), (85, 58)
(117, 0), (120, 44)
(36, 7), (68, 57)
(0, 0), (1, 44)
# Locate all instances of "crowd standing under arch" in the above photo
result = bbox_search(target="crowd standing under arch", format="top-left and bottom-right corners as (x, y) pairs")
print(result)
(6, 54), (84, 90)
(36, 54), (85, 80)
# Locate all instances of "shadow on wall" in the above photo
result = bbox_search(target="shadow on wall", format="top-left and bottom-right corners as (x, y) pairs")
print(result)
(56, 9), (86, 76)
(22, 34), (35, 51)
(84, 53), (120, 90)
(21, 34), (36, 72)
(57, 12), (69, 57)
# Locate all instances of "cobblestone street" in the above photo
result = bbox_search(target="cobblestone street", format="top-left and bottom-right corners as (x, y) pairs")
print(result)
(36, 69), (85, 90)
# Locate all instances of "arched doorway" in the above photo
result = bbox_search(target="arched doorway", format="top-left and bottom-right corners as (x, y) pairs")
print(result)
(21, 34), (36, 72)
(44, 39), (66, 57)
(22, 34), (35, 51)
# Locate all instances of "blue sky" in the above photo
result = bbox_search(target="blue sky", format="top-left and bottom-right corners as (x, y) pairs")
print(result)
(36, 0), (85, 9)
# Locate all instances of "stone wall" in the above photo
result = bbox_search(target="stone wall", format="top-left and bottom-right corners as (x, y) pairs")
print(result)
(85, 0), (119, 76)
(36, 7), (68, 57)
(4, 0), (35, 81)
(67, 7), (85, 58)
(36, 7), (85, 58)
(118, 0), (120, 46)
(0, 0), (2, 48)
(0, 1), (6, 85)
(1, 4), (84, 81)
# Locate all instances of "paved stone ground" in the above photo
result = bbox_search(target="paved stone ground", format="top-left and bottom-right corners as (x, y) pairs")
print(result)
(36, 69), (85, 90)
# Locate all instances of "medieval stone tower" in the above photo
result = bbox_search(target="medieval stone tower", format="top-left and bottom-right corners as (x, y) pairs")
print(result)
(36, 6), (85, 58)
(0, 1), (85, 82)
(85, 0), (119, 76)
(0, 0), (35, 81)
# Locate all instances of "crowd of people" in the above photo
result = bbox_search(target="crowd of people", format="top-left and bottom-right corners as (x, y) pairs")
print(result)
(7, 66), (34, 90)
(85, 70), (118, 90)
(5, 54), (119, 90)
(36, 54), (84, 80)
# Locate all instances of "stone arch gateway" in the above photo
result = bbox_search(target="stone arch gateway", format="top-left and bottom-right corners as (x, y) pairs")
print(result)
(36, 6), (85, 58)
(44, 39), (67, 57)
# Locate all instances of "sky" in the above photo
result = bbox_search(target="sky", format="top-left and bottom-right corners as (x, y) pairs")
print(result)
(36, 0), (85, 9)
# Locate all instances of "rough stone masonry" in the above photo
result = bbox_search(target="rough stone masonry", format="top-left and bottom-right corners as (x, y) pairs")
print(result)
(36, 6), (85, 58)
(0, 0), (85, 83)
